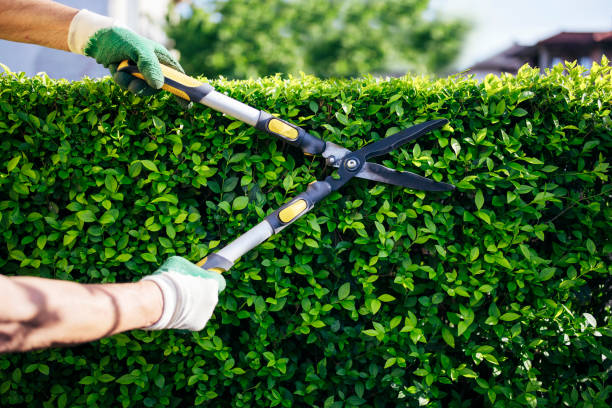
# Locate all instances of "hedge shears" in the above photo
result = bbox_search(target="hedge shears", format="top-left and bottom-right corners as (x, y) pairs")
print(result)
(118, 61), (455, 273)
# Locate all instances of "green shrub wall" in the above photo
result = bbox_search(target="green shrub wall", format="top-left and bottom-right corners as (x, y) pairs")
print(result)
(1, 60), (611, 407)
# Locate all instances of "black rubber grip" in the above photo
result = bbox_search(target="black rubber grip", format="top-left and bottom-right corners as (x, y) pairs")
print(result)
(265, 181), (332, 233)
(256, 112), (326, 155)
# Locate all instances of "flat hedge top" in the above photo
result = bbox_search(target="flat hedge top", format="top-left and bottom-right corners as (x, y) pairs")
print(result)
(0, 60), (611, 407)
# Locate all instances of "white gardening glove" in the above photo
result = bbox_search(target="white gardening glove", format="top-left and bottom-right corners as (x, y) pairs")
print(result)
(67, 9), (119, 56)
(142, 256), (226, 331)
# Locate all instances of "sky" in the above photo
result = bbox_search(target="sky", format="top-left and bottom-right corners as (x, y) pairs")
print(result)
(429, 0), (612, 69)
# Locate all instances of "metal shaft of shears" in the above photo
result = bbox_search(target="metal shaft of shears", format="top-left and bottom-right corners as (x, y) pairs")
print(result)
(117, 60), (326, 156)
(197, 180), (334, 273)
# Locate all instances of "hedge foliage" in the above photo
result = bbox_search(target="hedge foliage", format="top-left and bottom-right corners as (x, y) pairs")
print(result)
(1, 59), (611, 407)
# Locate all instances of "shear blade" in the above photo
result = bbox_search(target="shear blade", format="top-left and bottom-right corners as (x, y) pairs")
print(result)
(356, 162), (455, 191)
(359, 119), (448, 160)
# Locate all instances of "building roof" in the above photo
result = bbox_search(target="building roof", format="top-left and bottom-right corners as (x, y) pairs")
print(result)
(469, 44), (534, 71)
(469, 31), (612, 73)
(594, 32), (612, 42)
(537, 31), (612, 46)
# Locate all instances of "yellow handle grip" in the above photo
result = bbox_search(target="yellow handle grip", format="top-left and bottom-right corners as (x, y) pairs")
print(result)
(196, 253), (234, 273)
(196, 257), (225, 274)
(117, 60), (214, 102)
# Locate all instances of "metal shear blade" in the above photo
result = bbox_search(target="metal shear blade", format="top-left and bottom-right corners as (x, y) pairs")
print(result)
(358, 162), (455, 191)
(323, 119), (454, 192)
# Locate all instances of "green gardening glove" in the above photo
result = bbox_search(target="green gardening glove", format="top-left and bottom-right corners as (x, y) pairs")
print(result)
(84, 27), (191, 108)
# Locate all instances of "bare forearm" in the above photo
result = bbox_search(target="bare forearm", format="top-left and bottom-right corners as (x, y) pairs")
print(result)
(0, 275), (162, 352)
(0, 0), (78, 50)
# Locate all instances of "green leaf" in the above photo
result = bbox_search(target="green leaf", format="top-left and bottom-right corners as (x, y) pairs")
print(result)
(479, 284), (494, 293)
(378, 294), (396, 302)
(152, 116), (165, 130)
(37, 235), (47, 250)
(483, 354), (499, 365)
(141, 160), (159, 172)
(116, 374), (135, 385)
(79, 376), (95, 385)
(218, 201), (231, 214)
(442, 327), (455, 348)
(254, 296), (266, 314)
(474, 128), (487, 143)
(458, 320), (471, 336)
(104, 175), (118, 192)
(63, 231), (79, 247)
(470, 247), (479, 261)
(499, 313), (520, 321)
(450, 138), (461, 156)
(369, 299), (381, 314)
(309, 101), (319, 113)
(585, 239), (596, 254)
(6, 155), (20, 172)
(476, 211), (491, 224)
(338, 283), (350, 300)
(128, 161), (142, 177)
(413, 368), (428, 376)
(116, 253), (132, 262)
(9, 250), (26, 261)
(140, 253), (157, 263)
(151, 194), (179, 205)
(232, 196), (249, 211)
(538, 267), (555, 281)
(222, 176), (239, 192)
(99, 210), (117, 225)
(475, 190), (484, 210)
(495, 99), (506, 115)
(227, 121), (242, 131)
(519, 244), (531, 260)
(512, 108), (528, 117)
(304, 238), (319, 248)
(98, 374), (115, 383)
(520, 156), (544, 165)
(384, 357), (396, 369)
(77, 210), (96, 223)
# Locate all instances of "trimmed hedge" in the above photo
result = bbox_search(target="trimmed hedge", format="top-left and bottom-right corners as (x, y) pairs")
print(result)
(1, 60), (611, 407)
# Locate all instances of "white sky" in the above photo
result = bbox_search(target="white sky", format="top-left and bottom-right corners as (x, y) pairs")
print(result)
(429, 0), (612, 69)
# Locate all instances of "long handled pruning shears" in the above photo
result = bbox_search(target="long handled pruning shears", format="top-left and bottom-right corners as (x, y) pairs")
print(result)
(118, 61), (455, 273)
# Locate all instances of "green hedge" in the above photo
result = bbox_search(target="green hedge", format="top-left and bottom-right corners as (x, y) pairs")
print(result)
(1, 60), (611, 407)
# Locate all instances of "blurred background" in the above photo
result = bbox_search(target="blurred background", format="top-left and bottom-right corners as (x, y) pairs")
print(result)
(0, 0), (610, 80)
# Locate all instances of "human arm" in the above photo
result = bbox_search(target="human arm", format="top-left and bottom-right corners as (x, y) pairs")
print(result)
(0, 257), (225, 353)
(0, 0), (77, 51)
(0, 275), (162, 352)
(0, 0), (189, 102)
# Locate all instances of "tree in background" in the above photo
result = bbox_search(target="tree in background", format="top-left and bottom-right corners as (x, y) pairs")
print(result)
(166, 0), (468, 78)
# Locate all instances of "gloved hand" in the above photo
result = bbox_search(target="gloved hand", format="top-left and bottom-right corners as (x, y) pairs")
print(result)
(141, 256), (226, 331)
(67, 9), (191, 108)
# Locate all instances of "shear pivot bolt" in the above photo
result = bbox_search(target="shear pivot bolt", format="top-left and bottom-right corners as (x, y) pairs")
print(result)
(346, 159), (358, 170)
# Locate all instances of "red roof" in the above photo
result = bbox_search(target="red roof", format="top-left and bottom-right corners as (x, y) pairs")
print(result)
(469, 44), (534, 71)
(594, 32), (612, 42)
(538, 32), (612, 46)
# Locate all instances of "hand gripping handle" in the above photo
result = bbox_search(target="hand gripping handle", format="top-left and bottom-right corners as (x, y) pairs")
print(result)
(117, 60), (214, 102)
